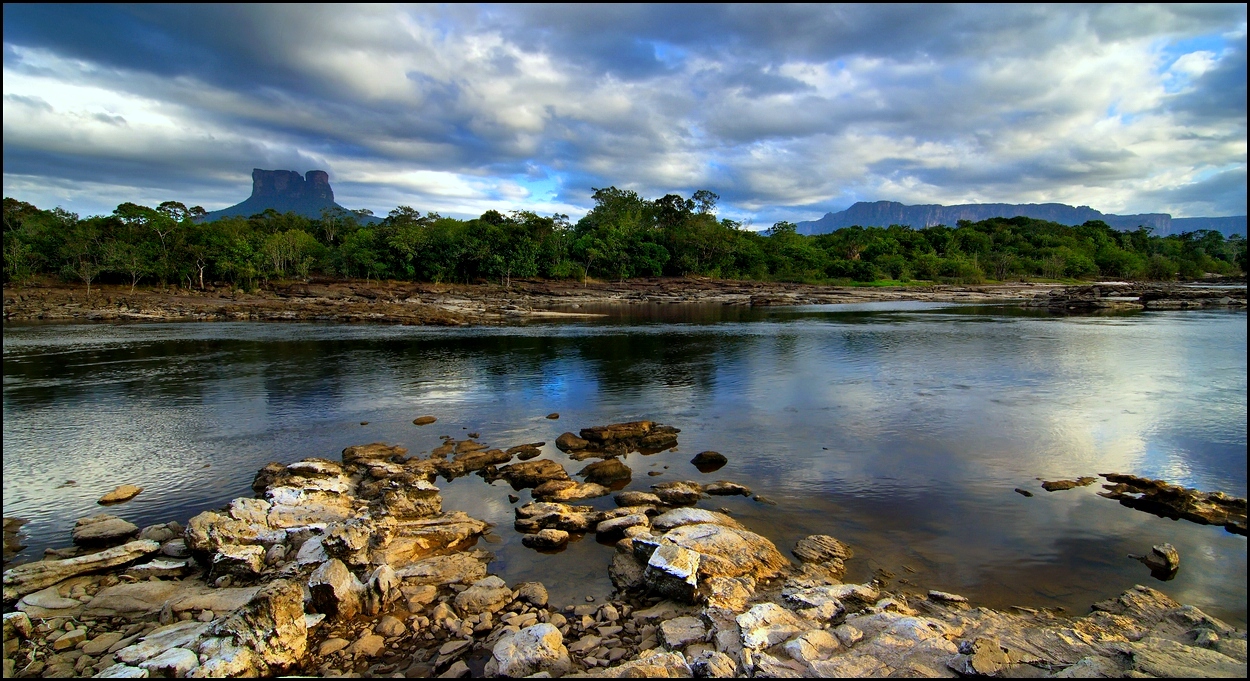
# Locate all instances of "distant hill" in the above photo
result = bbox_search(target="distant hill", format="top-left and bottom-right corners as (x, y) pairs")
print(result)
(795, 201), (1245, 238)
(202, 169), (381, 224)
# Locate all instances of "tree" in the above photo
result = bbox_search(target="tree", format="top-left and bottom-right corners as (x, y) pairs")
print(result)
(59, 214), (103, 298)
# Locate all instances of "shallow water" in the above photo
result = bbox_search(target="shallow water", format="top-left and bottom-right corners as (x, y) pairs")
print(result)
(3, 303), (1246, 625)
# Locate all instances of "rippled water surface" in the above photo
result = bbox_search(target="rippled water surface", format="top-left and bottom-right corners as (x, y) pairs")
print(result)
(3, 303), (1246, 625)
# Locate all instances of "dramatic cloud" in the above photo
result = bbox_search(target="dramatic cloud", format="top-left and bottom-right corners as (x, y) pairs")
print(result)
(2, 4), (1245, 222)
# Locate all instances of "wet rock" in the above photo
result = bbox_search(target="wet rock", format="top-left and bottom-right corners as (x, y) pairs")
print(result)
(555, 432), (591, 452)
(308, 559), (365, 620)
(597, 514), (649, 535)
(3, 539), (159, 602)
(614, 490), (663, 507)
(3, 517), (28, 564)
(98, 485), (144, 505)
(455, 575), (513, 615)
(652, 508), (742, 532)
(533, 479), (610, 502)
(413, 416), (437, 426)
(1014, 488), (1034, 497)
(522, 529), (570, 551)
(578, 458), (632, 485)
(72, 515), (140, 547)
(484, 623), (572, 677)
(660, 615), (707, 648)
(650, 481), (704, 506)
(494, 459), (570, 489)
(1141, 543), (1181, 573)
(1099, 474), (1248, 535)
(792, 534), (851, 577)
(704, 481), (752, 496)
(691, 451), (727, 472)
(455, 448), (513, 473)
(1041, 477), (1098, 492)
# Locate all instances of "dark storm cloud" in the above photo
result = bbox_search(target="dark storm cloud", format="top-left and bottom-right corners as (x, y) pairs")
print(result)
(2, 4), (1246, 220)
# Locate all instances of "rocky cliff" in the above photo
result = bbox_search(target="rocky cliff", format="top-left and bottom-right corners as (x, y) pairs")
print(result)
(796, 201), (1245, 237)
(202, 169), (379, 223)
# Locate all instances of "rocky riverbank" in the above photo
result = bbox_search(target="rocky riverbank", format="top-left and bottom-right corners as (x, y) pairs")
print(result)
(4, 278), (1244, 326)
(3, 419), (1246, 678)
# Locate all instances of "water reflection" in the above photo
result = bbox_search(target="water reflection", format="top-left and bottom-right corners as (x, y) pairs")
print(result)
(3, 304), (1245, 624)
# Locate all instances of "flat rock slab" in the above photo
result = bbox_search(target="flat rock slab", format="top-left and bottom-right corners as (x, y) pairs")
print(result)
(3, 539), (159, 602)
(72, 514), (140, 546)
(99, 485), (144, 504)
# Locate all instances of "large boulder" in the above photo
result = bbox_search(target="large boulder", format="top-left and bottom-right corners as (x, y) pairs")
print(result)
(308, 559), (364, 620)
(208, 579), (307, 673)
(484, 623), (572, 677)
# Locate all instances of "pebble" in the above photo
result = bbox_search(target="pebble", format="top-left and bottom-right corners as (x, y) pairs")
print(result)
(586, 595), (595, 602)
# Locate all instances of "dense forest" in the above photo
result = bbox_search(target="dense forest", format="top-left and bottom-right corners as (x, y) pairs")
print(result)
(3, 188), (1245, 293)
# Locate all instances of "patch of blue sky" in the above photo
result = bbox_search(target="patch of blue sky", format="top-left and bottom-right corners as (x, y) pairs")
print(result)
(651, 41), (687, 68)
(1104, 103), (1140, 126)
(510, 171), (563, 204)
(1155, 32), (1230, 93)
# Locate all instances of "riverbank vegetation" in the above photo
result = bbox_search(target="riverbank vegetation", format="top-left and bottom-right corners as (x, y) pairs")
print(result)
(4, 190), (1245, 292)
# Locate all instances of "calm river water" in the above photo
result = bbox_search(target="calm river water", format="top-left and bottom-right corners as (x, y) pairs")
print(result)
(3, 303), (1246, 625)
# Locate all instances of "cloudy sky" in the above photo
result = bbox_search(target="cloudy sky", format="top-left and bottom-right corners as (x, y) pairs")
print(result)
(3, 4), (1246, 224)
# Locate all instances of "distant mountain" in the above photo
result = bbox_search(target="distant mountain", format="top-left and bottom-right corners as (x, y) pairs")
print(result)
(795, 201), (1245, 238)
(202, 169), (380, 224)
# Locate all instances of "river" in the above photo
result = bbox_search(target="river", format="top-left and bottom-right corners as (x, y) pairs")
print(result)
(3, 302), (1245, 625)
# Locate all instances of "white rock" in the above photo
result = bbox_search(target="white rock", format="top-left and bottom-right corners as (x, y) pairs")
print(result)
(486, 623), (572, 677)
(94, 663), (151, 678)
(736, 603), (806, 650)
(138, 647), (199, 677)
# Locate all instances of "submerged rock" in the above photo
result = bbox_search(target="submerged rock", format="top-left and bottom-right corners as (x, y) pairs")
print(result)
(578, 458), (632, 485)
(1041, 477), (1097, 491)
(493, 459), (570, 488)
(413, 416), (437, 425)
(98, 484), (144, 505)
(1099, 473), (1248, 535)
(691, 451), (728, 472)
(522, 529), (570, 550)
(533, 479), (611, 502)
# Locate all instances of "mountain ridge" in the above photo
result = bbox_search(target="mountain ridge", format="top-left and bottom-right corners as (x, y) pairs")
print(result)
(796, 201), (1245, 238)
(201, 169), (381, 224)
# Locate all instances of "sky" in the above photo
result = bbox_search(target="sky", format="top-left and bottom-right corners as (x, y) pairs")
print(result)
(2, 4), (1246, 225)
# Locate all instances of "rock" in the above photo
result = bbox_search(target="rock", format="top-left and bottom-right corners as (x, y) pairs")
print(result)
(736, 603), (806, 649)
(376, 477), (442, 518)
(660, 615), (707, 648)
(346, 633), (385, 657)
(522, 529), (570, 550)
(494, 459), (570, 489)
(393, 550), (492, 586)
(116, 620), (211, 665)
(160, 539), (190, 558)
(1098, 474), (1247, 535)
(17, 585), (82, 613)
(83, 632), (126, 655)
(98, 485), (144, 505)
(319, 637), (349, 656)
(455, 448), (513, 472)
(364, 564), (401, 617)
(1014, 488), (1034, 497)
(614, 490), (663, 507)
(1142, 543), (1181, 573)
(555, 432), (591, 452)
(792, 534), (851, 576)
(533, 480), (611, 502)
(927, 590), (969, 604)
(704, 481), (752, 496)
(72, 515), (140, 546)
(211, 544), (266, 577)
(3, 539), (159, 602)
(1041, 477), (1098, 492)
(689, 649), (737, 677)
(704, 576), (756, 612)
(206, 579), (308, 673)
(645, 543), (702, 601)
(596, 514), (649, 535)
(439, 660), (470, 678)
(599, 649), (691, 677)
(578, 458), (632, 485)
(657, 523), (790, 598)
(95, 663), (151, 678)
(546, 413), (560, 419)
(610, 552), (647, 591)
(138, 647), (199, 677)
(127, 558), (193, 581)
(485, 623), (572, 677)
(138, 522), (177, 543)
(53, 627), (87, 650)
(455, 575), (513, 614)
(832, 623), (863, 647)
(375, 615), (406, 638)
(691, 451), (727, 472)
(651, 508), (742, 532)
(651, 481), (704, 506)
(784, 629), (839, 666)
(515, 581), (549, 607)
(413, 416), (437, 426)
(402, 583), (438, 609)
(308, 559), (365, 620)
(948, 636), (1011, 676)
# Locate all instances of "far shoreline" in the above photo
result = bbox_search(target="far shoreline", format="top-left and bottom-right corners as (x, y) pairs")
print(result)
(4, 277), (1245, 327)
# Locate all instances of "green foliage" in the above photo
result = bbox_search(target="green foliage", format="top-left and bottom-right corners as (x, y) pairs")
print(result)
(2, 193), (1245, 289)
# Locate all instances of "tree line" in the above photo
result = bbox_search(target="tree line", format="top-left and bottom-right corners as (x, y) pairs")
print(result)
(3, 188), (1245, 293)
